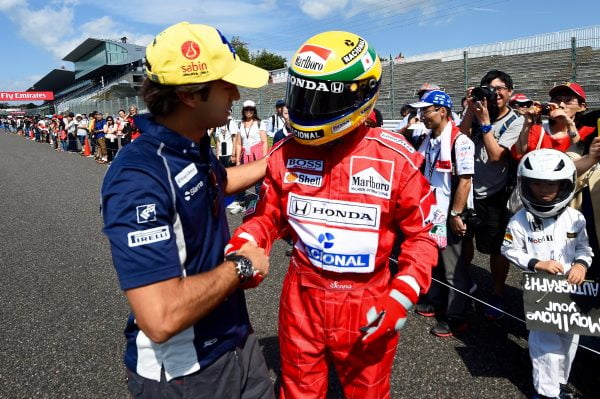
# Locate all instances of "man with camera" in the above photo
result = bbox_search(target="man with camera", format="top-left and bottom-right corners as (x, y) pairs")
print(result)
(460, 70), (524, 319)
(411, 90), (476, 336)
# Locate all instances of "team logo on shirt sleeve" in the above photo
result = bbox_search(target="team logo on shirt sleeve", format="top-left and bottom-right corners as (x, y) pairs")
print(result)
(136, 204), (157, 223)
(503, 228), (513, 246)
(127, 225), (171, 247)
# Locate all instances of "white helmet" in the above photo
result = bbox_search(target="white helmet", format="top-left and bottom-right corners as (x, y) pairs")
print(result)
(517, 149), (576, 218)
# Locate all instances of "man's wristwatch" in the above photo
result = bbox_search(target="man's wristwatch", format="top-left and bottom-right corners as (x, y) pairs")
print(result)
(480, 124), (493, 134)
(225, 254), (254, 283)
(450, 209), (462, 218)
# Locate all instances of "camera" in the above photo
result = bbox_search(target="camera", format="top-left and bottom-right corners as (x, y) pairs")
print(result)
(471, 86), (496, 103)
(537, 103), (556, 116)
(460, 208), (482, 234)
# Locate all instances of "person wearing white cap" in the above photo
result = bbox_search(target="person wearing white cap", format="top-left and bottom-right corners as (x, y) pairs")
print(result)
(101, 22), (274, 398)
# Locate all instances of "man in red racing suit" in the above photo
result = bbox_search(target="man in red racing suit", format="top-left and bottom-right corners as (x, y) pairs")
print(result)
(230, 123), (438, 398)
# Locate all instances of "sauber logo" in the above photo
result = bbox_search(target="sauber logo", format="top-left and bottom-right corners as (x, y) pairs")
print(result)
(284, 172), (322, 187)
(348, 156), (393, 199)
(181, 41), (200, 60)
(294, 44), (332, 71)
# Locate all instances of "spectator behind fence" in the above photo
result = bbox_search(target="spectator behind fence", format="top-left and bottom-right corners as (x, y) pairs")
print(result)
(93, 112), (107, 164)
(460, 69), (524, 320)
(75, 114), (88, 152)
(502, 149), (592, 399)
(266, 99), (286, 138)
(116, 109), (129, 147)
(127, 105), (140, 141)
(103, 115), (118, 163)
(214, 108), (237, 167)
(410, 90), (476, 337)
(88, 111), (97, 156)
(101, 21), (273, 399)
(66, 112), (78, 152)
(272, 105), (291, 145)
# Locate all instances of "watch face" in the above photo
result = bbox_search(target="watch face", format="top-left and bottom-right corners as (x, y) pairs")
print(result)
(238, 257), (254, 278)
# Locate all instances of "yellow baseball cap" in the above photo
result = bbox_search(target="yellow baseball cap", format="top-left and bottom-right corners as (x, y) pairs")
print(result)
(145, 22), (269, 88)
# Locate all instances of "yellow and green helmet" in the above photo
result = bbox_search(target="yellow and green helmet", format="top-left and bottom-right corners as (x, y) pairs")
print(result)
(286, 31), (382, 146)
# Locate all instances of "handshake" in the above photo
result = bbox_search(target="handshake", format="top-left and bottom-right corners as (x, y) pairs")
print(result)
(224, 233), (270, 289)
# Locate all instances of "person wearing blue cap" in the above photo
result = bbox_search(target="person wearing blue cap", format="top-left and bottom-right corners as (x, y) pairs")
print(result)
(410, 90), (476, 337)
(266, 99), (286, 138)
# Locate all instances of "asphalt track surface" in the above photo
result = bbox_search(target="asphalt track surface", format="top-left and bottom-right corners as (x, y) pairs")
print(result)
(0, 132), (598, 399)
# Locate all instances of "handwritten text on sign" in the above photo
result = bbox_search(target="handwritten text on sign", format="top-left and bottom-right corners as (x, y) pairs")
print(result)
(522, 273), (600, 337)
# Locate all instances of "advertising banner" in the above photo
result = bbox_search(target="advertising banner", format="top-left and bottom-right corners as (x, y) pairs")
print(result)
(0, 91), (54, 101)
(522, 272), (600, 337)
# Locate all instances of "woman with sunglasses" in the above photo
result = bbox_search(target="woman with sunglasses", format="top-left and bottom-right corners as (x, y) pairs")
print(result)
(231, 100), (267, 212)
(104, 116), (118, 164)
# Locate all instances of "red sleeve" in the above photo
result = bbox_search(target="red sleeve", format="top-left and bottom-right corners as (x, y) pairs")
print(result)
(393, 167), (438, 293)
(232, 156), (287, 254)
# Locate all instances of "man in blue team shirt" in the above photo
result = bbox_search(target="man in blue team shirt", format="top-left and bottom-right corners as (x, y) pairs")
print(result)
(101, 22), (274, 398)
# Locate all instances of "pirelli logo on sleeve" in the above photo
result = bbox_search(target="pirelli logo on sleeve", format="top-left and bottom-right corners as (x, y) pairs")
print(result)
(127, 225), (171, 247)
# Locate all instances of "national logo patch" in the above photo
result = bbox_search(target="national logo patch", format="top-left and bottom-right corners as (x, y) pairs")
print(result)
(348, 156), (394, 199)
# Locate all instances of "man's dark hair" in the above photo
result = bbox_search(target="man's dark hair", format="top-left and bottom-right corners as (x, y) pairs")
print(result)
(119, 109), (126, 114)
(441, 106), (453, 120)
(480, 70), (513, 90)
(141, 78), (211, 117)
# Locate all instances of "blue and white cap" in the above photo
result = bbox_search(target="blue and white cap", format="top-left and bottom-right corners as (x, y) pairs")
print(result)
(410, 90), (452, 109)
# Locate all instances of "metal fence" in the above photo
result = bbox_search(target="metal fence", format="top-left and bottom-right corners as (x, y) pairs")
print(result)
(42, 26), (600, 120)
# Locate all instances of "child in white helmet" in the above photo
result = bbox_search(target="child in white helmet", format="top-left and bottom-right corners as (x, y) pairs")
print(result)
(501, 148), (593, 399)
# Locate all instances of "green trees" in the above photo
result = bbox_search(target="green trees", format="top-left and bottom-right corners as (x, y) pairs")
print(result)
(230, 36), (287, 71)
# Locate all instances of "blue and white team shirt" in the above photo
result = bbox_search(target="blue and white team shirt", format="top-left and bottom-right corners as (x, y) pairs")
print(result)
(101, 114), (251, 382)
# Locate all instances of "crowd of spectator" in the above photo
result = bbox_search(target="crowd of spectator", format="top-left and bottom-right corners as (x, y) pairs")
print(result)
(1, 105), (141, 165)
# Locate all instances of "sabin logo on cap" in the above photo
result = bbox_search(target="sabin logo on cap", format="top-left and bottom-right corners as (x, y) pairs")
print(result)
(181, 41), (200, 60)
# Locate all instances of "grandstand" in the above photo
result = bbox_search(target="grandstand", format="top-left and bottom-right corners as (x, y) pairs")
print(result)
(31, 25), (600, 119)
(28, 38), (145, 114)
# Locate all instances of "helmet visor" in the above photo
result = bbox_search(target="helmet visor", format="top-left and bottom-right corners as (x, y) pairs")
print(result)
(520, 177), (574, 209)
(286, 70), (379, 124)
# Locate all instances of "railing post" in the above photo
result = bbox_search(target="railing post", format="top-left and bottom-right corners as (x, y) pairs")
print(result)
(463, 50), (469, 93)
(571, 36), (577, 82)
(390, 58), (395, 119)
